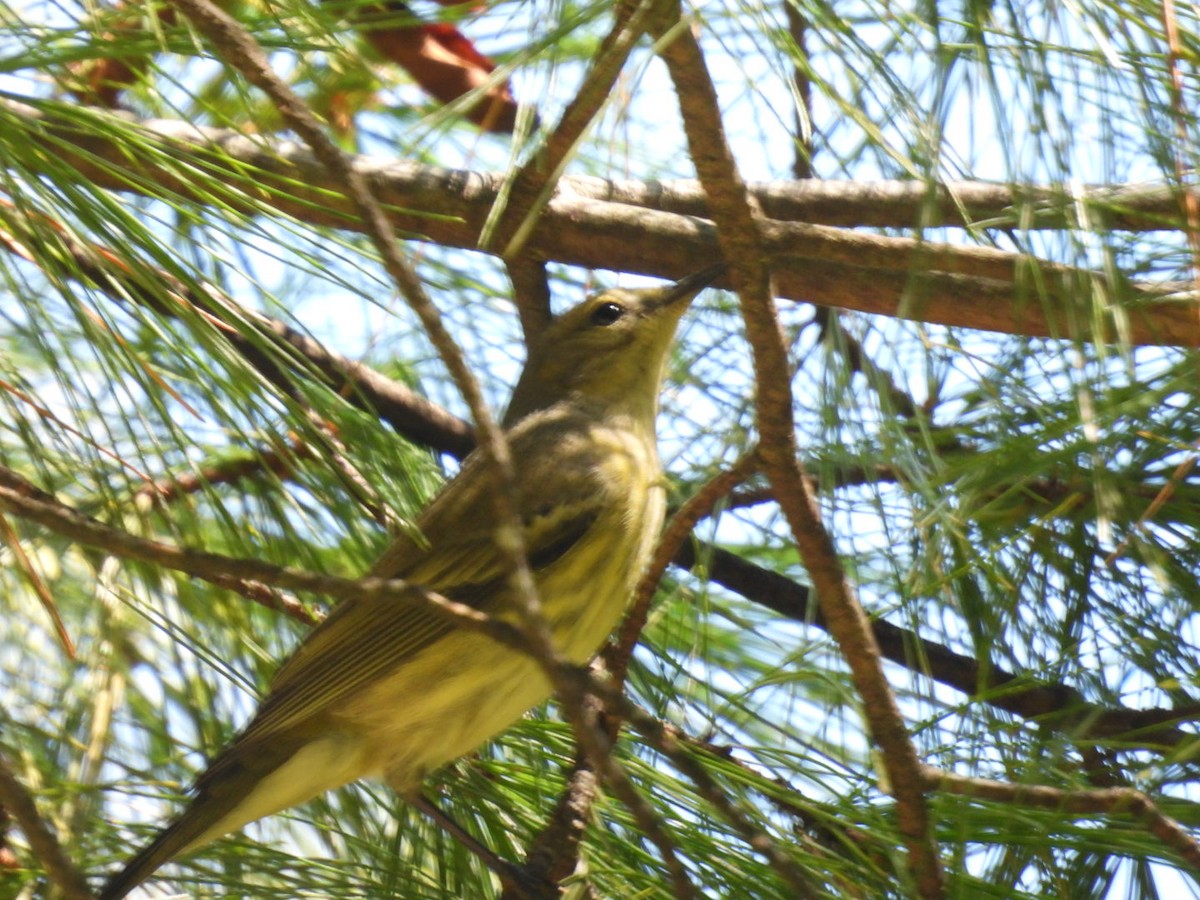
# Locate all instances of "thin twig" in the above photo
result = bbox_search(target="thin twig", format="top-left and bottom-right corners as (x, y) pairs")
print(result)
(784, 2), (814, 180)
(0, 510), (74, 656)
(133, 440), (312, 505)
(608, 448), (760, 688)
(1105, 451), (1199, 567)
(814, 309), (922, 420)
(483, 0), (666, 260)
(0, 754), (92, 900)
(921, 765), (1200, 870)
(299, 410), (397, 528)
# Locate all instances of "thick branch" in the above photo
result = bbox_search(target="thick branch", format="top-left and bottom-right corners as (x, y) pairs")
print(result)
(680, 543), (1197, 747)
(9, 100), (1198, 346)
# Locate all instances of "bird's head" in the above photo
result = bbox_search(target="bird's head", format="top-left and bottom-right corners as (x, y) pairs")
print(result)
(504, 265), (725, 426)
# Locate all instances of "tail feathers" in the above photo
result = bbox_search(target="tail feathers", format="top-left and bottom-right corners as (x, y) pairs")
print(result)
(98, 737), (292, 900)
(98, 731), (351, 899)
(97, 796), (222, 900)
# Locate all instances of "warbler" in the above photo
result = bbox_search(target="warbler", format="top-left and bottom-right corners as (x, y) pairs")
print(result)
(98, 264), (723, 899)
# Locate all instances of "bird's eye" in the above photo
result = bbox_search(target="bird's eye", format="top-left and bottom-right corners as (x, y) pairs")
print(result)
(590, 302), (624, 327)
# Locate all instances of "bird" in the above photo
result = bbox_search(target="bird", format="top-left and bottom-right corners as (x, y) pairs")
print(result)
(98, 264), (724, 899)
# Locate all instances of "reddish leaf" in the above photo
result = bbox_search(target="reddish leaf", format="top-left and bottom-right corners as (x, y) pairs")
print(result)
(68, 3), (178, 108)
(360, 7), (518, 133)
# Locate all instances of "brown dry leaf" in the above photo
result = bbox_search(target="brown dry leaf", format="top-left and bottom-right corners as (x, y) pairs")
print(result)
(70, 0), (517, 132)
(360, 9), (518, 133)
(68, 3), (179, 108)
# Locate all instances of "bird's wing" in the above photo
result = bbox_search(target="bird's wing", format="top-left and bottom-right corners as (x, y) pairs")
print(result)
(233, 412), (609, 741)
(367, 431), (603, 590)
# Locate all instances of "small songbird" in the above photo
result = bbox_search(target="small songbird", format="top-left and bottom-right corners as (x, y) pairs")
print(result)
(99, 265), (724, 899)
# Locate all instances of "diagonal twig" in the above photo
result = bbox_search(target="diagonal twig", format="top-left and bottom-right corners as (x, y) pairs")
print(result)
(527, 449), (762, 895)
(482, 0), (667, 261)
(0, 510), (74, 656)
(607, 448), (761, 689)
(160, 1), (584, 760)
(0, 754), (92, 900)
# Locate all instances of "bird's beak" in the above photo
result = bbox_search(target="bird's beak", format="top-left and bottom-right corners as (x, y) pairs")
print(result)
(658, 263), (727, 307)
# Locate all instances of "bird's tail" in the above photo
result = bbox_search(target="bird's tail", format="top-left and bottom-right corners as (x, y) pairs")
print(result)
(98, 731), (354, 899)
(97, 790), (228, 900)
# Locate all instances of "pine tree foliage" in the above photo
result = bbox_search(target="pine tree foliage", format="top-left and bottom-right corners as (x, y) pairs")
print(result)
(1, 1), (1200, 897)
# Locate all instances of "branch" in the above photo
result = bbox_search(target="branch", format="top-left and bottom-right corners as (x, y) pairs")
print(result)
(586, 177), (1200, 234)
(504, 258), (553, 343)
(656, 12), (946, 895)
(608, 448), (760, 688)
(0, 203), (474, 459)
(548, 674), (698, 899)
(682, 542), (1196, 746)
(0, 754), (92, 900)
(513, 755), (600, 897)
(9, 99), (1198, 346)
(920, 765), (1200, 871)
(656, 10), (944, 896)
(19, 100), (1200, 232)
(483, 0), (662, 260)
(0, 464), (405, 612)
(0, 509), (74, 656)
(814, 309), (922, 420)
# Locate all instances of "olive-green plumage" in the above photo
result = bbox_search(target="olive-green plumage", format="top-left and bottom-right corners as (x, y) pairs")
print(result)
(98, 265), (722, 899)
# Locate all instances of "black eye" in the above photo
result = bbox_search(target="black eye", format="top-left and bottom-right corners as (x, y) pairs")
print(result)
(590, 302), (624, 326)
